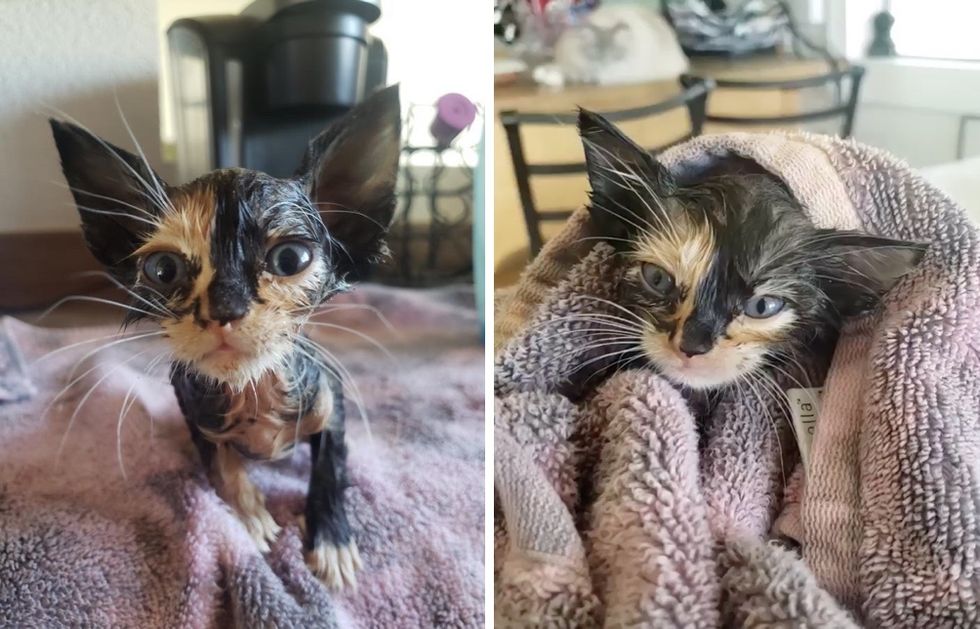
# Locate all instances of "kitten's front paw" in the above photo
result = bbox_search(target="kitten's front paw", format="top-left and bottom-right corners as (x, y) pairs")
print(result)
(306, 540), (362, 590)
(240, 507), (282, 553)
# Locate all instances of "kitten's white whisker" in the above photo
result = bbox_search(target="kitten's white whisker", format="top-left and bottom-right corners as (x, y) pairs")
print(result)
(291, 336), (373, 443)
(64, 331), (165, 382)
(571, 347), (643, 376)
(742, 371), (787, 485)
(304, 303), (398, 335)
(311, 203), (389, 231)
(41, 105), (170, 214)
(299, 321), (395, 362)
(583, 138), (682, 243)
(543, 339), (640, 366)
(40, 295), (164, 322)
(572, 235), (637, 247)
(73, 270), (176, 318)
(30, 330), (142, 366)
(133, 350), (173, 442)
(114, 93), (176, 216)
(43, 333), (163, 425)
(575, 295), (650, 325)
(50, 180), (158, 221)
(527, 312), (644, 329)
(524, 327), (644, 349)
(751, 368), (799, 447)
(76, 205), (160, 227)
(55, 347), (154, 471)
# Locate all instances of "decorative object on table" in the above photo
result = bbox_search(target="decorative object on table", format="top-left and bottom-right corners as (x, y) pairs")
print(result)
(430, 93), (478, 149)
(867, 3), (896, 57)
(545, 3), (688, 86)
(494, 0), (521, 44)
(378, 95), (481, 287)
(498, 0), (599, 67)
(664, 0), (836, 61)
(663, 0), (790, 56)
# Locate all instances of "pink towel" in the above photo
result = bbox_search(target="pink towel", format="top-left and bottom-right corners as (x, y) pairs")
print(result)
(495, 132), (980, 626)
(0, 284), (484, 628)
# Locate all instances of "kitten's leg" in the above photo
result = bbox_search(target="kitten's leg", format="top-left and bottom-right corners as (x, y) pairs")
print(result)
(213, 444), (281, 552)
(184, 416), (216, 469)
(304, 379), (359, 589)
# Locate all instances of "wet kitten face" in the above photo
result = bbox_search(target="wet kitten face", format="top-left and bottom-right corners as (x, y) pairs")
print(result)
(579, 110), (925, 390)
(51, 86), (401, 389)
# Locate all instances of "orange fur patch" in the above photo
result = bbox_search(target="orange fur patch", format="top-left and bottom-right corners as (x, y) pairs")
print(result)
(213, 444), (281, 552)
(632, 215), (715, 350)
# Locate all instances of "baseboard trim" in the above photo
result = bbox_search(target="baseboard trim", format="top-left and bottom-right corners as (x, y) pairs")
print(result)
(0, 231), (113, 311)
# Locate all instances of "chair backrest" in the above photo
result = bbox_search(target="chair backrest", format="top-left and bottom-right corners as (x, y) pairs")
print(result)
(500, 78), (713, 257)
(680, 64), (865, 138)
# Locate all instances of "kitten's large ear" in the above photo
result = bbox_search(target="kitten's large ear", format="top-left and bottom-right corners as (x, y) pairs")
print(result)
(814, 230), (928, 316)
(297, 84), (401, 279)
(578, 108), (676, 242)
(50, 120), (165, 275)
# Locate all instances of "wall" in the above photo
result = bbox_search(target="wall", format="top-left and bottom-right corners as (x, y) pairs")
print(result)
(0, 0), (164, 233)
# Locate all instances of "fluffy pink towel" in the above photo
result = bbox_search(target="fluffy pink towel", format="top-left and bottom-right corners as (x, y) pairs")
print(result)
(495, 133), (980, 626)
(0, 284), (484, 628)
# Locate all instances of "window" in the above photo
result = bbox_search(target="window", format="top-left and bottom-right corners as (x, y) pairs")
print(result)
(836, 0), (980, 62)
(889, 0), (980, 61)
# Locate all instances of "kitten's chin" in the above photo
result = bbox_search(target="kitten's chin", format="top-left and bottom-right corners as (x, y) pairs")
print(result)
(191, 350), (282, 390)
(657, 365), (741, 390)
(642, 341), (761, 390)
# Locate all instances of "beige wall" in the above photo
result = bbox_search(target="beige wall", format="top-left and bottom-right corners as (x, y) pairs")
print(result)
(0, 0), (164, 233)
(0, 0), (485, 233)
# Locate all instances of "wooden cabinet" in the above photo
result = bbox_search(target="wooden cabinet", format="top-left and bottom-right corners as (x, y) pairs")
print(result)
(493, 55), (829, 284)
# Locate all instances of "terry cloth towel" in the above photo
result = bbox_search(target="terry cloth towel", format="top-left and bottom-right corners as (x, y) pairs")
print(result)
(0, 318), (35, 403)
(0, 284), (484, 628)
(494, 132), (980, 627)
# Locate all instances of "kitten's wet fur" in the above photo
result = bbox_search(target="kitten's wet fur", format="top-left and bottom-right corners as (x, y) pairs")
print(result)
(50, 85), (402, 589)
(579, 109), (926, 391)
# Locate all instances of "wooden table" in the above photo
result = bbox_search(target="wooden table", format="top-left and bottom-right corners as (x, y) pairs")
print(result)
(493, 55), (831, 285)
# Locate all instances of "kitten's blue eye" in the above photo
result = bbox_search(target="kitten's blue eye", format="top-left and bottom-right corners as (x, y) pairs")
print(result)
(640, 263), (674, 296)
(266, 242), (313, 276)
(744, 295), (786, 319)
(142, 251), (186, 287)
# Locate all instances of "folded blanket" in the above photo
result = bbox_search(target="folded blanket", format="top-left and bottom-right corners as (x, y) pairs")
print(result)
(494, 132), (980, 627)
(0, 284), (484, 628)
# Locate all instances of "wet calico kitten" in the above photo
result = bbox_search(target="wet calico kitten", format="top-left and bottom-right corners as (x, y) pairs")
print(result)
(50, 85), (401, 589)
(578, 109), (925, 391)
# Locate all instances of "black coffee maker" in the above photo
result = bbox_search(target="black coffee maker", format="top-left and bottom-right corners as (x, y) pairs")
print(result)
(167, 0), (387, 183)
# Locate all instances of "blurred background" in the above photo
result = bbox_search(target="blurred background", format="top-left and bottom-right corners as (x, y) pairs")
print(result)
(493, 0), (980, 285)
(0, 0), (486, 319)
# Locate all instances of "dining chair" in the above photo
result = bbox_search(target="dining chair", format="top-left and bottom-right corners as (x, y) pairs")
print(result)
(680, 64), (865, 138)
(500, 77), (713, 256)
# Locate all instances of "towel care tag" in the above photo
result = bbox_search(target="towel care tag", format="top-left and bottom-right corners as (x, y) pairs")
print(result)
(786, 387), (822, 471)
